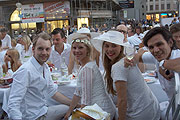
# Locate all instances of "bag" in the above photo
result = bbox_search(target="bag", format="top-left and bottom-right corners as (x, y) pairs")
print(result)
(69, 104), (110, 120)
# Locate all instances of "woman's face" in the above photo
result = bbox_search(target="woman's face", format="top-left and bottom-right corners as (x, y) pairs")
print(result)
(5, 51), (13, 62)
(103, 42), (122, 61)
(72, 42), (89, 63)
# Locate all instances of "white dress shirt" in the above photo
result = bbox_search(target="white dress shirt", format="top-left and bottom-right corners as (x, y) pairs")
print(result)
(142, 49), (180, 100)
(1, 34), (11, 48)
(7, 56), (57, 120)
(48, 43), (71, 70)
(134, 33), (144, 40)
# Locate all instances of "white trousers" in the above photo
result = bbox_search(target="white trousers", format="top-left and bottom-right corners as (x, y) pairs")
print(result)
(37, 104), (69, 120)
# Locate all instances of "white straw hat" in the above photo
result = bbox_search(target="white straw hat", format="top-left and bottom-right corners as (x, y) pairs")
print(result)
(77, 28), (90, 33)
(91, 31), (129, 52)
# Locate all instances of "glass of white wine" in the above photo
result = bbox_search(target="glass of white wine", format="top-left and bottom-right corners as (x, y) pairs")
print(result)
(124, 45), (136, 60)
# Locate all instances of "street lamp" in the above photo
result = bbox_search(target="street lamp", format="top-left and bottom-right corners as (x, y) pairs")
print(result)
(16, 2), (22, 33)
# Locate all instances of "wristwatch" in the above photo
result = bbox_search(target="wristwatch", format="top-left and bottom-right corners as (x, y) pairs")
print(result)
(159, 60), (165, 70)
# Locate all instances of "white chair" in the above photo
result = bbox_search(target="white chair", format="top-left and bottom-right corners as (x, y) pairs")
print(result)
(165, 72), (180, 120)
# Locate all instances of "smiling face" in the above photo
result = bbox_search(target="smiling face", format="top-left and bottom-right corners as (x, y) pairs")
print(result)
(72, 42), (90, 64)
(103, 41), (122, 62)
(32, 38), (52, 65)
(52, 33), (64, 47)
(172, 31), (180, 49)
(147, 34), (172, 61)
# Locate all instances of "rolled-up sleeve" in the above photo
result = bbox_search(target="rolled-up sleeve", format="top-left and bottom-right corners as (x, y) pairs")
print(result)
(7, 68), (29, 119)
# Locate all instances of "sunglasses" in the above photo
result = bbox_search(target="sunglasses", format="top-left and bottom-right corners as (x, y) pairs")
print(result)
(118, 30), (127, 34)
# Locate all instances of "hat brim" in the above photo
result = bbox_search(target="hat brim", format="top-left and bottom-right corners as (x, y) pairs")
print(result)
(91, 36), (130, 52)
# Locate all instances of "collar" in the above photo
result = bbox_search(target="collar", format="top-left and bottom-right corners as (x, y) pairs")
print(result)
(52, 43), (69, 52)
(31, 56), (48, 72)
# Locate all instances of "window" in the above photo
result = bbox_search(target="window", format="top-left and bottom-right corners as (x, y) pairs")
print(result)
(156, 5), (159, 10)
(161, 4), (164, 10)
(150, 5), (153, 11)
(167, 4), (170, 9)
(150, 0), (153, 1)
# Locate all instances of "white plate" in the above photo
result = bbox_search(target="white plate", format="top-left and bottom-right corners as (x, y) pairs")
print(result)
(56, 80), (71, 85)
(144, 79), (156, 84)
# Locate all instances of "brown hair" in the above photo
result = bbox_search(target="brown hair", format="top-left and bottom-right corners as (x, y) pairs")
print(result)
(33, 32), (52, 47)
(7, 48), (21, 72)
(103, 42), (125, 95)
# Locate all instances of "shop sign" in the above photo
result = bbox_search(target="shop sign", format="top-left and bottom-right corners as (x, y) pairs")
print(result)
(44, 1), (70, 19)
(119, 0), (134, 9)
(22, 4), (44, 23)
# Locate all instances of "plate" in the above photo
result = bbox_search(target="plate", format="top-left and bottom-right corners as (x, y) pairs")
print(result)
(147, 72), (156, 77)
(144, 79), (156, 84)
(56, 80), (71, 85)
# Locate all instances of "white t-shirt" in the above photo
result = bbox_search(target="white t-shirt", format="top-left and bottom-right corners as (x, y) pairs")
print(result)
(0, 50), (6, 64)
(1, 34), (11, 48)
(142, 49), (180, 100)
(111, 58), (160, 120)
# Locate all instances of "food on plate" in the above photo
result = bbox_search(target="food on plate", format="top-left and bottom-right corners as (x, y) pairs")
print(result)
(51, 73), (61, 80)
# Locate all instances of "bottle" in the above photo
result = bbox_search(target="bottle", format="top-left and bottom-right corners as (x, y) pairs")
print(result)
(60, 57), (68, 76)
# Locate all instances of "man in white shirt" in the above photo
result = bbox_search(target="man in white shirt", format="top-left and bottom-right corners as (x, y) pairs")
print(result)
(116, 24), (128, 42)
(49, 28), (71, 73)
(126, 27), (180, 100)
(7, 32), (72, 120)
(127, 28), (142, 46)
(0, 27), (11, 50)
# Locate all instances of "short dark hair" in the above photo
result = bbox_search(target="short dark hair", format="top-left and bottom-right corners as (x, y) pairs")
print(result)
(143, 27), (174, 48)
(170, 23), (180, 34)
(0, 27), (8, 33)
(51, 28), (66, 39)
(33, 32), (52, 47)
(0, 40), (2, 47)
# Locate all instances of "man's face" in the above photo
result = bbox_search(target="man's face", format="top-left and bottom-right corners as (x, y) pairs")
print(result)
(147, 34), (172, 62)
(0, 32), (7, 39)
(116, 25), (128, 38)
(172, 31), (180, 49)
(52, 33), (64, 47)
(32, 38), (51, 65)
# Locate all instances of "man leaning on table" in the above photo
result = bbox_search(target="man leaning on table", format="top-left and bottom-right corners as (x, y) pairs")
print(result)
(7, 32), (72, 120)
(125, 27), (180, 101)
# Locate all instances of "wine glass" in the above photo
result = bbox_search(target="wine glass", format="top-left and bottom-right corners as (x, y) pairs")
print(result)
(124, 44), (136, 60)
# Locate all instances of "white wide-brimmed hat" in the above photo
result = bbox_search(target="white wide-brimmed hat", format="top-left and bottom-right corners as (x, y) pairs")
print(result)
(77, 28), (90, 33)
(91, 31), (129, 52)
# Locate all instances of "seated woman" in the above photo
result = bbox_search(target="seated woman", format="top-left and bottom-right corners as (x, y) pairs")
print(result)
(19, 35), (32, 61)
(64, 34), (116, 120)
(2, 48), (22, 74)
(91, 31), (160, 120)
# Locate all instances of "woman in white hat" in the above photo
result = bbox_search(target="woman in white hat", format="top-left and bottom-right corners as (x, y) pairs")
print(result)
(91, 31), (160, 120)
(64, 34), (116, 120)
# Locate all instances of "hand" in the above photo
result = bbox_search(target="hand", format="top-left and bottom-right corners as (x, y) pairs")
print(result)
(124, 57), (135, 68)
(159, 68), (174, 80)
(64, 111), (71, 120)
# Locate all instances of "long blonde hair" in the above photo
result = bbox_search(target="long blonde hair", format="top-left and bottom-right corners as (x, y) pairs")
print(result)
(103, 42), (125, 95)
(22, 35), (32, 52)
(7, 48), (21, 72)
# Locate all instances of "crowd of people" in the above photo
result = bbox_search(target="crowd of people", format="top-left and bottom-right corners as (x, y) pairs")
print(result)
(0, 19), (179, 120)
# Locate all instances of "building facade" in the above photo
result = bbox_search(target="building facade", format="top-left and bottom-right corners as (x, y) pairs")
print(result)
(0, 0), (121, 37)
(146, 0), (179, 22)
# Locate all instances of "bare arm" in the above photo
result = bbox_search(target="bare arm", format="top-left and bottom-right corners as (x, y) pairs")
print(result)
(64, 95), (81, 120)
(115, 81), (127, 120)
(52, 92), (72, 106)
(163, 58), (180, 72)
(68, 51), (75, 75)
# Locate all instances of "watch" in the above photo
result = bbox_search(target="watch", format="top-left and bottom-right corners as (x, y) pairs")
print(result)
(159, 60), (165, 70)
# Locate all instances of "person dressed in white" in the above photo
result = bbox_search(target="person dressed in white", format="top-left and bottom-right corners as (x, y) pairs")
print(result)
(7, 32), (72, 120)
(64, 34), (116, 120)
(91, 31), (160, 120)
(48, 28), (71, 72)
(127, 27), (180, 100)
(134, 26), (144, 40)
(0, 27), (11, 50)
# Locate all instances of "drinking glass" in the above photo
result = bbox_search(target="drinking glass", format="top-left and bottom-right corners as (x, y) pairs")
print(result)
(124, 45), (136, 60)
